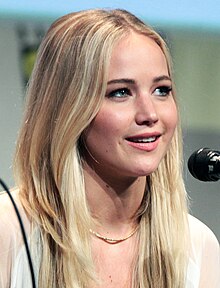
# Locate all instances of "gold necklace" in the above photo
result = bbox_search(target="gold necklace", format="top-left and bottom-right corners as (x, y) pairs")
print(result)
(89, 226), (139, 244)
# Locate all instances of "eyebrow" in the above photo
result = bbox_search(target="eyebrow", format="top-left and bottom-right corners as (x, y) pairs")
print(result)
(107, 75), (171, 85)
(153, 75), (171, 83)
(107, 78), (135, 85)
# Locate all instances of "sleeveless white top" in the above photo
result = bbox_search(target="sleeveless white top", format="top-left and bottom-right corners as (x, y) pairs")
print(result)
(0, 190), (219, 288)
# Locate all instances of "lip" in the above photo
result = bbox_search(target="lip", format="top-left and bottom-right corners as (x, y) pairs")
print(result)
(125, 132), (161, 152)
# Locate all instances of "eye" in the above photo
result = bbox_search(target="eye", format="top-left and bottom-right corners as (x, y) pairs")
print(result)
(153, 86), (172, 97)
(107, 88), (131, 99)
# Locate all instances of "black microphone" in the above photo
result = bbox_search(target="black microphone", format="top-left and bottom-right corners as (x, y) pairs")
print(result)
(188, 148), (220, 182)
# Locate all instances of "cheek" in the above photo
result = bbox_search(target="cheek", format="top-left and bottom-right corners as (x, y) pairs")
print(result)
(84, 109), (126, 162)
(164, 103), (178, 134)
(158, 100), (178, 137)
(89, 108), (130, 138)
(84, 114), (116, 151)
(92, 114), (117, 138)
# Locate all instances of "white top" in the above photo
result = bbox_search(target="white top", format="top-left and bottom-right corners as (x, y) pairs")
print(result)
(0, 190), (219, 288)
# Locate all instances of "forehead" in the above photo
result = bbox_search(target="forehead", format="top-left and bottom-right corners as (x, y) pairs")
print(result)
(108, 32), (169, 79)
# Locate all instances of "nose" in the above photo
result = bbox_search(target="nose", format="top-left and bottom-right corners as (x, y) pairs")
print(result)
(135, 95), (159, 126)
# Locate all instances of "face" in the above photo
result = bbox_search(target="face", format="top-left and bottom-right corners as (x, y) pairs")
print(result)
(83, 32), (178, 180)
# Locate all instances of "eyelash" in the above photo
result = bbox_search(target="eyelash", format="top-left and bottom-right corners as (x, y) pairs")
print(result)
(154, 86), (172, 97)
(107, 88), (131, 99)
(106, 85), (172, 99)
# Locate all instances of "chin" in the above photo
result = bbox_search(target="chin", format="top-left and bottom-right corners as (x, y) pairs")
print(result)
(129, 163), (159, 177)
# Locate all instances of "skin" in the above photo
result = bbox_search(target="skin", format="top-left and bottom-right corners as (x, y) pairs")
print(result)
(83, 32), (178, 286)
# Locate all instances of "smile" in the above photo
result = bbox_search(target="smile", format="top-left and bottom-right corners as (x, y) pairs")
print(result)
(125, 134), (161, 152)
(126, 136), (158, 143)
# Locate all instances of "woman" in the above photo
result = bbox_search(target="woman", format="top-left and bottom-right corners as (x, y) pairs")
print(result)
(0, 9), (219, 288)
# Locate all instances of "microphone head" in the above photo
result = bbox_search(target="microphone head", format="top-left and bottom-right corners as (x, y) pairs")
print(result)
(188, 148), (220, 182)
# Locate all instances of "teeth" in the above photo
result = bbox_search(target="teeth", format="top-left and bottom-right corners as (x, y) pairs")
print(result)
(130, 137), (157, 143)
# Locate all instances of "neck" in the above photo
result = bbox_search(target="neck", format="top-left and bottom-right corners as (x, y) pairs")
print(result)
(83, 162), (146, 235)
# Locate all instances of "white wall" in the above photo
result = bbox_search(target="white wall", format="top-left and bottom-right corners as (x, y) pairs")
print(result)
(0, 21), (24, 186)
(170, 29), (220, 133)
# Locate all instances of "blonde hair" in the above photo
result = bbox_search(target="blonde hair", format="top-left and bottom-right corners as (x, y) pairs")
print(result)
(14, 9), (189, 288)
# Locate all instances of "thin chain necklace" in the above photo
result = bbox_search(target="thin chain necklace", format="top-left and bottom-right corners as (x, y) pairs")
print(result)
(89, 225), (139, 244)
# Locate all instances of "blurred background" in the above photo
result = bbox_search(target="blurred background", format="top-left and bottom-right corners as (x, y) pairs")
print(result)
(0, 0), (219, 240)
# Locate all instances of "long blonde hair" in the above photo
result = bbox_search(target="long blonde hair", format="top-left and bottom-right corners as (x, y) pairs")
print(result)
(14, 9), (188, 287)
